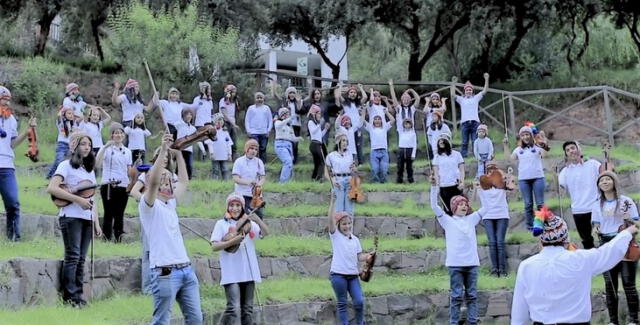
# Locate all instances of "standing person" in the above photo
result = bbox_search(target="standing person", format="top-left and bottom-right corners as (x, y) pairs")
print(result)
(505, 125), (549, 230)
(191, 81), (213, 128)
(591, 171), (640, 325)
(366, 89), (386, 121)
(159, 87), (191, 141)
(424, 92), (447, 128)
(244, 92), (273, 164)
(307, 105), (330, 181)
(430, 176), (487, 325)
(62, 82), (87, 121)
(111, 79), (156, 128)
(46, 106), (78, 179)
(232, 139), (266, 219)
(327, 193), (369, 325)
(426, 110), (451, 156)
(175, 109), (197, 179)
(304, 88), (330, 144)
(205, 113), (233, 180)
(473, 124), (494, 178)
(219, 84), (240, 159)
(46, 131), (103, 307)
(124, 113), (152, 163)
(388, 80), (419, 129)
(433, 132), (465, 215)
(511, 208), (637, 325)
(558, 140), (600, 249)
(0, 86), (37, 241)
(334, 109), (365, 165)
(211, 192), (269, 325)
(334, 84), (367, 165)
(274, 107), (302, 183)
(451, 73), (489, 157)
(95, 123), (131, 242)
(396, 118), (417, 184)
(273, 85), (304, 164)
(139, 133), (202, 325)
(80, 106), (111, 156)
(325, 132), (356, 215)
(364, 107), (395, 183)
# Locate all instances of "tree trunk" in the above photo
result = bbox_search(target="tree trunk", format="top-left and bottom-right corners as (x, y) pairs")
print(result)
(34, 4), (60, 56)
(91, 19), (105, 61)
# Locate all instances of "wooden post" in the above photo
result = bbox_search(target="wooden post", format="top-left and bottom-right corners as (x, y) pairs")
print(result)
(508, 94), (516, 137)
(450, 77), (458, 134)
(603, 87), (614, 145)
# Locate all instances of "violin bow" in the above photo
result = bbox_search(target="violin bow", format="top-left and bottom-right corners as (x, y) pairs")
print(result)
(554, 160), (565, 219)
(143, 59), (170, 134)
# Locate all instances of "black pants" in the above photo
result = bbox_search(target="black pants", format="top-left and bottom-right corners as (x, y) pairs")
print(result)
(59, 216), (92, 303)
(601, 235), (639, 324)
(310, 140), (326, 181)
(100, 185), (129, 242)
(181, 151), (193, 179)
(572, 212), (595, 249)
(440, 185), (463, 215)
(397, 148), (414, 183)
(225, 121), (237, 159)
(354, 131), (364, 165)
(221, 281), (255, 325)
(292, 125), (301, 164)
(131, 149), (146, 163)
(243, 196), (264, 219)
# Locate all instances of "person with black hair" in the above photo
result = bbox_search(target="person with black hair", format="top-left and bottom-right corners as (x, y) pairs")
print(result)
(125, 113), (152, 163)
(219, 84), (240, 160)
(191, 81), (213, 128)
(47, 131), (103, 307)
(111, 79), (156, 128)
(308, 105), (330, 181)
(46, 107), (79, 180)
(334, 83), (367, 165)
(304, 87), (331, 145)
(433, 131), (465, 215)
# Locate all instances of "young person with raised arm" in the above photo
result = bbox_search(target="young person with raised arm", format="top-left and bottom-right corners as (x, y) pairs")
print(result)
(451, 73), (489, 158)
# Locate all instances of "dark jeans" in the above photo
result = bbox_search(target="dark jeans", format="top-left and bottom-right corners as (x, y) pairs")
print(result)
(397, 148), (414, 183)
(243, 196), (264, 219)
(100, 185), (129, 242)
(292, 125), (300, 164)
(131, 149), (146, 163)
(310, 140), (326, 181)
(573, 212), (595, 249)
(47, 141), (70, 179)
(220, 281), (255, 325)
(225, 121), (237, 159)
(519, 178), (546, 229)
(181, 151), (193, 179)
(601, 235), (639, 324)
(483, 218), (509, 273)
(211, 160), (229, 180)
(0, 168), (20, 241)
(460, 120), (479, 158)
(448, 266), (479, 325)
(249, 134), (268, 164)
(59, 216), (92, 303)
(354, 130), (364, 165)
(440, 185), (463, 216)
(168, 123), (178, 141)
(330, 273), (364, 325)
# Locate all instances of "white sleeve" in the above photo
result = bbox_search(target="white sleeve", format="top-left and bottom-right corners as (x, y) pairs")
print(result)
(510, 264), (531, 325)
(430, 186), (445, 218)
(210, 220), (225, 242)
(585, 231), (632, 275)
(53, 160), (69, 179)
(144, 129), (152, 136)
(558, 168), (567, 188)
(244, 108), (253, 135)
(591, 202), (602, 225)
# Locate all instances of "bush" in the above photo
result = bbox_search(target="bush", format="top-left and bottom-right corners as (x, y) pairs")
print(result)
(10, 57), (67, 110)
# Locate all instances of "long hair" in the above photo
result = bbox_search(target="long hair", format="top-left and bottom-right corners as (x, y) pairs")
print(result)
(519, 134), (534, 149)
(598, 177), (620, 214)
(69, 137), (95, 172)
(437, 139), (452, 156)
(430, 120), (443, 131)
(125, 87), (145, 105)
(133, 113), (146, 130)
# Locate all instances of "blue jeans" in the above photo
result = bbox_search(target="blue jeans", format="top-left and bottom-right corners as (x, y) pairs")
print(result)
(211, 160), (229, 180)
(0, 168), (20, 241)
(519, 178), (546, 229)
(249, 134), (268, 164)
(220, 281), (255, 325)
(47, 141), (70, 179)
(483, 219), (509, 273)
(476, 153), (489, 178)
(275, 140), (293, 183)
(370, 149), (389, 183)
(461, 121), (479, 158)
(141, 228), (152, 294)
(149, 265), (203, 325)
(448, 266), (479, 325)
(332, 177), (353, 215)
(330, 273), (364, 325)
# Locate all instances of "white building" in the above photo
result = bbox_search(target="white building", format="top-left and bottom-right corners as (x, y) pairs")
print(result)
(258, 35), (348, 88)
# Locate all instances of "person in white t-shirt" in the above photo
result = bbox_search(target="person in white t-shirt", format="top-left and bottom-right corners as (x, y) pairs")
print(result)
(274, 107), (302, 183)
(327, 193), (371, 325)
(451, 73), (489, 158)
(46, 131), (103, 307)
(175, 109), (197, 179)
(325, 132), (357, 215)
(307, 105), (330, 181)
(244, 92), (273, 164)
(366, 88), (386, 121)
(219, 84), (240, 159)
(211, 192), (269, 325)
(205, 113), (233, 180)
(111, 79), (156, 128)
(334, 83), (368, 165)
(430, 175), (487, 325)
(62, 82), (87, 121)
(273, 85), (305, 164)
(591, 171), (640, 325)
(388, 80), (420, 130)
(334, 111), (365, 165)
(506, 125), (549, 230)
(80, 106), (111, 156)
(232, 139), (266, 219)
(424, 92), (447, 129)
(0, 86), (37, 241)
(364, 107), (395, 183)
(95, 122), (132, 242)
(159, 87), (192, 141)
(138, 133), (202, 324)
(124, 113), (153, 163)
(558, 140), (600, 249)
(46, 106), (79, 179)
(397, 118), (417, 184)
(473, 124), (494, 178)
(426, 109), (451, 157)
(433, 132), (465, 215)
(191, 81), (213, 128)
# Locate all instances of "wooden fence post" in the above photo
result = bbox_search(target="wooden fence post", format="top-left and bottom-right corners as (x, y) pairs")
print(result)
(508, 94), (516, 137)
(450, 77), (458, 134)
(603, 87), (614, 145)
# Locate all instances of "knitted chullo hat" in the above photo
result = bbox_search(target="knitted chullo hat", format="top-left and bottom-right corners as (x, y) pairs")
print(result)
(335, 130), (348, 142)
(244, 139), (259, 153)
(278, 107), (289, 118)
(532, 206), (569, 245)
(464, 81), (473, 92)
(519, 126), (533, 135)
(439, 130), (452, 141)
(65, 83), (79, 95)
(285, 86), (297, 95)
(109, 122), (124, 135)
(597, 171), (620, 191)
(450, 195), (473, 215)
(69, 131), (92, 152)
(212, 113), (225, 125)
(0, 86), (12, 100)
(430, 92), (441, 99)
(125, 79), (139, 89)
(334, 211), (351, 223)
(309, 104), (321, 115)
(199, 81), (211, 89)
(477, 124), (488, 134)
(340, 115), (351, 127)
(226, 192), (245, 212)
(168, 87), (180, 95)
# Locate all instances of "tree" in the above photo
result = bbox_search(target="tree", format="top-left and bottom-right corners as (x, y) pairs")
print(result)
(606, 0), (640, 54)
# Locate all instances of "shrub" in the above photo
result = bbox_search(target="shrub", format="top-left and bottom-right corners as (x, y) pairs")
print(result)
(10, 57), (67, 110)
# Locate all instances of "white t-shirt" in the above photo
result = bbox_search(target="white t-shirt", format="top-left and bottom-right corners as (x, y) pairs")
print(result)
(210, 218), (262, 285)
(80, 121), (104, 149)
(433, 151), (464, 187)
(478, 188), (509, 220)
(326, 151), (354, 175)
(244, 104), (273, 135)
(308, 120), (327, 142)
(343, 102), (362, 131)
(54, 160), (96, 220)
(395, 105), (416, 130)
(118, 94), (144, 122)
(592, 195), (640, 234)
(456, 93), (483, 123)
(0, 116), (18, 169)
(191, 96), (213, 127)
(335, 125), (359, 156)
(218, 98), (237, 125)
(330, 231), (362, 275)
(232, 155), (265, 197)
(205, 130), (233, 161)
(124, 127), (151, 151)
(364, 121), (392, 150)
(275, 118), (298, 142)
(100, 145), (132, 187)
(176, 122), (197, 153)
(367, 103), (385, 120)
(159, 100), (190, 126)
(437, 211), (482, 267)
(56, 119), (76, 143)
(427, 124), (451, 154)
(513, 146), (545, 180)
(63, 97), (87, 118)
(397, 127), (417, 159)
(287, 101), (301, 126)
(558, 160), (601, 214)
(139, 195), (190, 268)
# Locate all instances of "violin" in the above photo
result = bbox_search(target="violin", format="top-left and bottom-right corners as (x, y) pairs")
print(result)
(222, 204), (264, 253)
(250, 185), (265, 210)
(51, 180), (121, 207)
(599, 141), (615, 173)
(479, 164), (506, 190)
(126, 156), (143, 193)
(618, 200), (640, 261)
(171, 124), (216, 150)
(360, 236), (378, 282)
(348, 169), (366, 203)
(25, 123), (39, 162)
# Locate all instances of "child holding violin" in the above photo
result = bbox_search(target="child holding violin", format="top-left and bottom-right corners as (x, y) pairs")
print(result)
(46, 131), (103, 307)
(232, 139), (266, 219)
(210, 192), (269, 325)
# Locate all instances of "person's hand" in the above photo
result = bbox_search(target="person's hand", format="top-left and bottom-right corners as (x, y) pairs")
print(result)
(333, 180), (341, 189)
(250, 180), (258, 186)
(104, 140), (116, 147)
(324, 122), (331, 129)
(626, 224), (638, 236)
(113, 81), (121, 89)
(94, 224), (103, 238)
(473, 179), (480, 189)
(388, 79), (394, 86)
(483, 72), (490, 80)
(161, 133), (173, 150)
(358, 83), (364, 90)
(457, 182), (465, 191)
(27, 117), (37, 128)
(430, 175), (437, 186)
(152, 92), (160, 105)
(75, 197), (93, 210)
(442, 97), (448, 103)
(230, 233), (245, 245)
(502, 136), (509, 145)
